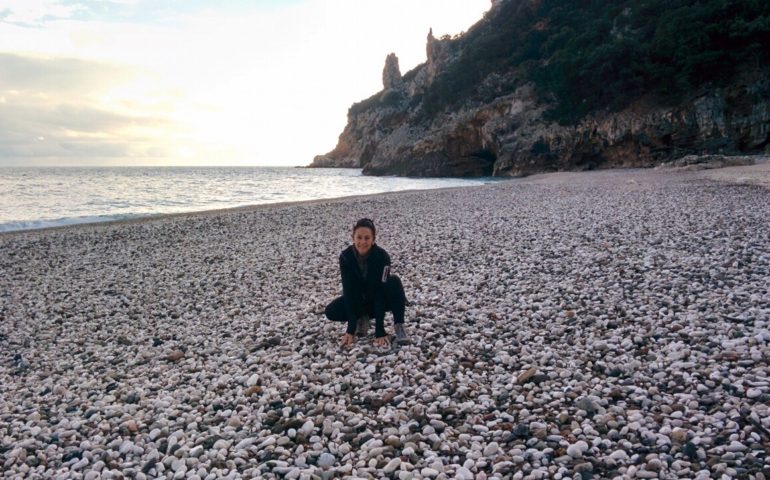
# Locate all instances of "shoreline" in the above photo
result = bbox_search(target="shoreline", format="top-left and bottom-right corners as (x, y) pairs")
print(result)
(0, 184), (491, 238)
(0, 166), (497, 237)
(3, 162), (768, 238)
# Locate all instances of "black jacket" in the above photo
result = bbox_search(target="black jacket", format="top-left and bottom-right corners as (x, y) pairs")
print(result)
(339, 244), (391, 337)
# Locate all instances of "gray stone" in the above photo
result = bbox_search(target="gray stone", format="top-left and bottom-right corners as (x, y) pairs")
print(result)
(317, 453), (335, 469)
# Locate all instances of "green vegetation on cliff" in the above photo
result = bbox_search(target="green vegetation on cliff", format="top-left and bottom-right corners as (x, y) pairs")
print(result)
(419, 0), (770, 124)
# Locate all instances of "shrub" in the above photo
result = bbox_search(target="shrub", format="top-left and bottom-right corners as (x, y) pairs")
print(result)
(414, 0), (770, 124)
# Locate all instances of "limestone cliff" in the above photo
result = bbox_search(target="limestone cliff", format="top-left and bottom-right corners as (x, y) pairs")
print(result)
(311, 0), (770, 177)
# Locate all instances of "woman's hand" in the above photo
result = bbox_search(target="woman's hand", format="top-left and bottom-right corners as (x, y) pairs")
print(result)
(374, 336), (391, 348)
(340, 333), (355, 347)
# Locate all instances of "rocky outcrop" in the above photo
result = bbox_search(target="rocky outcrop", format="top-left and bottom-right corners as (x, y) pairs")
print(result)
(310, 4), (770, 177)
(493, 76), (770, 176)
(661, 154), (766, 170)
(313, 59), (770, 177)
(317, 68), (770, 177)
(382, 53), (402, 91)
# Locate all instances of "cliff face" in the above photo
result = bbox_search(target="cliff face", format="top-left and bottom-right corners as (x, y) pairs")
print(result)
(311, 1), (770, 177)
(493, 77), (770, 176)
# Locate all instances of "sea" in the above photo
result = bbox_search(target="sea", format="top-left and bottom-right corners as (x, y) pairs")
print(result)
(0, 166), (498, 233)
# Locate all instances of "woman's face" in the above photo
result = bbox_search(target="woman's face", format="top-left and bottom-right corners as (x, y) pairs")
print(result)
(352, 227), (374, 256)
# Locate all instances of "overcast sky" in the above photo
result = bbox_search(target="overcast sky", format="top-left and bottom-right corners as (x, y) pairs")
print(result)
(0, 0), (491, 167)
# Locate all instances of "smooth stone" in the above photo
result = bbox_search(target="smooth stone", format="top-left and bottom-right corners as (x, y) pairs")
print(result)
(725, 441), (747, 452)
(456, 466), (474, 480)
(610, 450), (629, 461)
(125, 420), (138, 433)
(119, 441), (134, 455)
(517, 367), (538, 385)
(683, 442), (699, 460)
(567, 441), (589, 458)
(383, 458), (401, 473)
(420, 467), (440, 478)
(671, 429), (687, 443)
(483, 442), (499, 456)
(576, 397), (600, 414)
(300, 420), (314, 437)
(317, 452), (335, 469)
(384, 435), (401, 448)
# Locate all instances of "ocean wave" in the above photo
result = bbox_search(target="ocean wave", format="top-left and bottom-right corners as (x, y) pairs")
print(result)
(0, 166), (500, 234)
(0, 214), (146, 233)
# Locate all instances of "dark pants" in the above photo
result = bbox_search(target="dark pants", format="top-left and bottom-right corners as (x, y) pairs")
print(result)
(325, 275), (407, 325)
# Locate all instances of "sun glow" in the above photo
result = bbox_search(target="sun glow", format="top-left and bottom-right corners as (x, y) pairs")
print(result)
(0, 0), (491, 166)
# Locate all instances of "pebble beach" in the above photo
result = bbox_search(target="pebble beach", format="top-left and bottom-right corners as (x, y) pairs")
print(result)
(1, 166), (769, 480)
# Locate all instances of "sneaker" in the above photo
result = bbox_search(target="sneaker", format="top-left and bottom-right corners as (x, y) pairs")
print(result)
(394, 324), (410, 344)
(356, 316), (370, 337)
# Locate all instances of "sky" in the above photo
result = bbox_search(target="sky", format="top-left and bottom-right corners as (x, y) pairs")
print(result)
(0, 0), (491, 167)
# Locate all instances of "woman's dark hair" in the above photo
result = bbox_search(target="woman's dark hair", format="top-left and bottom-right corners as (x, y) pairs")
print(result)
(353, 218), (376, 238)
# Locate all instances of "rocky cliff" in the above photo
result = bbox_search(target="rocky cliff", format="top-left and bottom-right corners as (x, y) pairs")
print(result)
(311, 0), (770, 177)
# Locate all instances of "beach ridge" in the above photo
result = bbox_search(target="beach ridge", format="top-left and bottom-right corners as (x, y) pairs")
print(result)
(2, 165), (769, 478)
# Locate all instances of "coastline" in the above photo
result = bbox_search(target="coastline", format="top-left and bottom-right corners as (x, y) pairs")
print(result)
(0, 166), (497, 236)
(2, 164), (769, 478)
(4, 161), (768, 239)
(0, 184), (489, 238)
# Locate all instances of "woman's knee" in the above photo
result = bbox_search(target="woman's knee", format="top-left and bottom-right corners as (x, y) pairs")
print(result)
(385, 274), (406, 303)
(325, 297), (346, 321)
(386, 274), (403, 290)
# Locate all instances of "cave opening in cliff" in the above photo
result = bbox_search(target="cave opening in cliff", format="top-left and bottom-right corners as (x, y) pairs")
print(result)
(468, 149), (497, 176)
(471, 149), (497, 162)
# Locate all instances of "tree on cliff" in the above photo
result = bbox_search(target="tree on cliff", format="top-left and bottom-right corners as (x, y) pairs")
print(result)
(418, 0), (770, 124)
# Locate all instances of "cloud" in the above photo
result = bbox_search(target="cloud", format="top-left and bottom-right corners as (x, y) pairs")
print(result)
(0, 52), (136, 92)
(0, 1), (492, 166)
(0, 52), (183, 164)
(0, 0), (85, 26)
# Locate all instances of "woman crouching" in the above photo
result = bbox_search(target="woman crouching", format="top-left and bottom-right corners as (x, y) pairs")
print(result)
(325, 218), (409, 348)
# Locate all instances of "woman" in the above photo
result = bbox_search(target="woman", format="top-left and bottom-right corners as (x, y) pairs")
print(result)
(325, 218), (409, 347)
